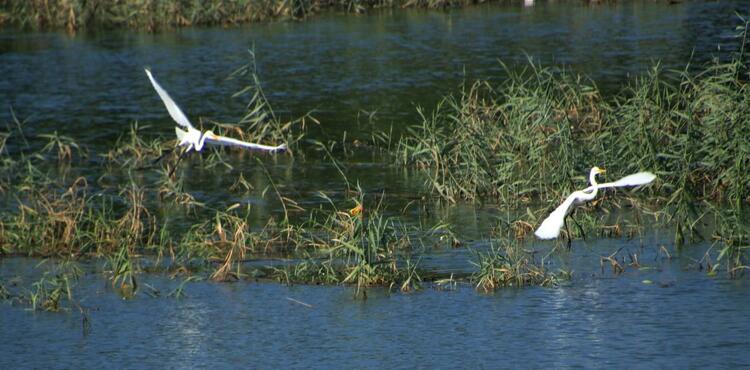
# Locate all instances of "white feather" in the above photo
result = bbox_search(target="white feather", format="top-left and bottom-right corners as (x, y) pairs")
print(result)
(146, 68), (288, 155)
(534, 191), (582, 239)
(535, 168), (656, 240)
(596, 172), (656, 189)
(145, 68), (195, 130)
(205, 134), (287, 153)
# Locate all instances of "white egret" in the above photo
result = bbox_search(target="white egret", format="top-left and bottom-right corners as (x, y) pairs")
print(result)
(534, 167), (656, 242)
(144, 68), (286, 174)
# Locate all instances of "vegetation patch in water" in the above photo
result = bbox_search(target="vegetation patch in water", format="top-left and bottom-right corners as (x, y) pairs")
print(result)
(471, 239), (562, 292)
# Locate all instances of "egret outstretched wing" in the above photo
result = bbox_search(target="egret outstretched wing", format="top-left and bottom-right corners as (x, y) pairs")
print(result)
(535, 169), (656, 240)
(145, 68), (195, 130)
(534, 191), (583, 239)
(205, 134), (287, 153)
(596, 172), (656, 189)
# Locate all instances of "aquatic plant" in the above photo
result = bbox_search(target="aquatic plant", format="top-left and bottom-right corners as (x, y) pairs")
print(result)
(106, 244), (139, 298)
(39, 131), (86, 163)
(230, 49), (314, 154)
(396, 22), (750, 254)
(28, 260), (83, 312)
(209, 210), (250, 281)
(271, 191), (425, 293)
(471, 239), (559, 292)
(103, 122), (168, 168)
(709, 206), (750, 279)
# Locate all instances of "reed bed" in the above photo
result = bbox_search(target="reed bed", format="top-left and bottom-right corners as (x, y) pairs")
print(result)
(396, 55), (750, 207)
(1, 0), (492, 31)
(471, 240), (561, 292)
(396, 21), (750, 255)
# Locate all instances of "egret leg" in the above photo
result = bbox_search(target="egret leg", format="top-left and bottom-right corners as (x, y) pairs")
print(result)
(563, 216), (572, 249)
(570, 212), (587, 241)
(151, 148), (174, 166)
(168, 147), (190, 178)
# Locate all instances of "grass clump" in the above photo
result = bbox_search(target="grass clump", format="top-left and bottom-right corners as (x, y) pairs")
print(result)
(471, 240), (560, 292)
(272, 193), (424, 294)
(396, 64), (605, 204)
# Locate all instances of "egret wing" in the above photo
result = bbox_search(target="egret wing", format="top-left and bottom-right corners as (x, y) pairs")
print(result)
(145, 68), (195, 130)
(597, 172), (656, 189)
(205, 134), (287, 153)
(534, 191), (581, 239)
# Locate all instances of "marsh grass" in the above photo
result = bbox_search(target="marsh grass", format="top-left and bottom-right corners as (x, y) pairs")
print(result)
(270, 190), (424, 293)
(475, 216), (566, 291)
(396, 21), (750, 261)
(229, 49), (315, 154)
(103, 122), (168, 168)
(1, 0), (498, 31)
(27, 259), (83, 312)
(106, 245), (138, 298)
(39, 131), (87, 163)
(709, 205), (750, 278)
(2, 177), (90, 256)
(471, 239), (560, 292)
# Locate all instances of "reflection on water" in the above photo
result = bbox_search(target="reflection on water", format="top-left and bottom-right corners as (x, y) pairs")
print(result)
(2, 1), (750, 367)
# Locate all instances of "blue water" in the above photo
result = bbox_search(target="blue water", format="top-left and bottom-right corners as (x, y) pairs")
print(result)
(3, 247), (750, 368)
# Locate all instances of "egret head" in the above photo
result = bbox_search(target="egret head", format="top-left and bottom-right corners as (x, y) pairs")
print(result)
(195, 130), (217, 151)
(589, 166), (606, 185)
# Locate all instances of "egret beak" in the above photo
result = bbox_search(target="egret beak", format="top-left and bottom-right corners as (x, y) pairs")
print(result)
(598, 168), (607, 174)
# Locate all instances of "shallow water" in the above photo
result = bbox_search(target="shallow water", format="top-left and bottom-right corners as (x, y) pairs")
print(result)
(2, 237), (750, 368)
(2, 0), (750, 367)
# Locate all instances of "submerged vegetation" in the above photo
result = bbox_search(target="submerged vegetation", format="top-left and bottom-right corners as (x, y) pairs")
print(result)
(1, 0), (497, 31)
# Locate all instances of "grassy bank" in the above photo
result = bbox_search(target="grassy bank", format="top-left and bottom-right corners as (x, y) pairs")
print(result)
(0, 0), (492, 31)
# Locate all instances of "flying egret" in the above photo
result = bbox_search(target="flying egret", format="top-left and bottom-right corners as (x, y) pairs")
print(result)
(534, 167), (656, 243)
(144, 68), (286, 175)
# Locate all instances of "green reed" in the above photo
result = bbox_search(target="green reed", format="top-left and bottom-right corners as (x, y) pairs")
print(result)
(27, 259), (83, 312)
(395, 21), (750, 256)
(471, 239), (560, 292)
(230, 49), (313, 154)
(103, 122), (167, 168)
(1, 0), (498, 31)
(270, 189), (424, 293)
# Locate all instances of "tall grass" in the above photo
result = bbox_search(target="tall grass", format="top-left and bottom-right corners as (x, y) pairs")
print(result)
(396, 21), (750, 250)
(471, 240), (560, 292)
(0, 0), (494, 31)
(270, 189), (424, 294)
(397, 56), (750, 205)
